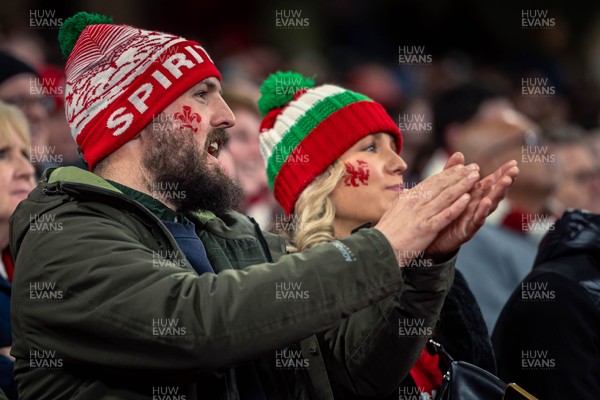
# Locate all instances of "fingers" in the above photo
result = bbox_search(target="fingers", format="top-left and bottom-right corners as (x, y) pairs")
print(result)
(423, 164), (480, 216)
(483, 166), (519, 211)
(417, 163), (477, 200)
(443, 152), (465, 170)
(454, 161), (518, 237)
(499, 159), (519, 177)
(471, 197), (493, 230)
(472, 159), (518, 200)
(428, 192), (471, 231)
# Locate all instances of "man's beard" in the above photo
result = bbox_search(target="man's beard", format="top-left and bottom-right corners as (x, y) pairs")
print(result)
(142, 119), (243, 215)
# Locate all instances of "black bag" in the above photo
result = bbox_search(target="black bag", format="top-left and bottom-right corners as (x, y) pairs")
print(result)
(429, 338), (505, 400)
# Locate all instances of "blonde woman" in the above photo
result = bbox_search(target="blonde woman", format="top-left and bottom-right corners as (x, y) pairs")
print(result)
(258, 72), (518, 399)
(0, 101), (36, 399)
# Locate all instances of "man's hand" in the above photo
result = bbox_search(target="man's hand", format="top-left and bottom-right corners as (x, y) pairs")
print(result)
(425, 152), (519, 258)
(374, 162), (479, 267)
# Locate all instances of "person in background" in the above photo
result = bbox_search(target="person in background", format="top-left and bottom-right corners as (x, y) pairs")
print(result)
(452, 107), (557, 332)
(544, 123), (600, 216)
(258, 71), (518, 399)
(222, 88), (280, 230)
(585, 129), (600, 213)
(0, 51), (52, 177)
(456, 108), (555, 235)
(421, 82), (512, 179)
(0, 101), (37, 399)
(38, 65), (83, 169)
(493, 209), (600, 400)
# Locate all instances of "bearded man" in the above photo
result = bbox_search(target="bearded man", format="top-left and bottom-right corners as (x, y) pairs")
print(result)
(8, 12), (516, 400)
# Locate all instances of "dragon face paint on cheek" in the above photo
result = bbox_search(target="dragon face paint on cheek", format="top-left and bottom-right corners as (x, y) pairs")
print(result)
(344, 160), (370, 187)
(173, 105), (202, 133)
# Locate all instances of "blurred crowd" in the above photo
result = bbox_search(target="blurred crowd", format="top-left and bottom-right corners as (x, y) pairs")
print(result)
(1, 6), (600, 399)
(2, 24), (600, 230)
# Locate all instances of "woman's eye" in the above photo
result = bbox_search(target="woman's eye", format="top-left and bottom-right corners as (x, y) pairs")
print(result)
(194, 91), (207, 99)
(0, 147), (8, 160)
(364, 144), (376, 152)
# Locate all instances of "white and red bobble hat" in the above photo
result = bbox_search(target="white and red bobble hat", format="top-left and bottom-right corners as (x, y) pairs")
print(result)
(59, 12), (221, 169)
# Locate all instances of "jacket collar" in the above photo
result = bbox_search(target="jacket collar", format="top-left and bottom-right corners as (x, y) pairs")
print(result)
(42, 167), (217, 224)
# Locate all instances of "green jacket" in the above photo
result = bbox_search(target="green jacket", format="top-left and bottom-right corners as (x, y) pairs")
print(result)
(9, 167), (455, 399)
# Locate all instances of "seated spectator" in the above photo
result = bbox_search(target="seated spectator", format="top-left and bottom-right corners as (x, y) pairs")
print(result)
(38, 65), (84, 169)
(258, 71), (517, 398)
(422, 82), (512, 179)
(544, 123), (600, 216)
(454, 108), (553, 331)
(0, 51), (52, 177)
(585, 129), (600, 213)
(222, 88), (281, 230)
(0, 101), (37, 399)
(493, 209), (600, 400)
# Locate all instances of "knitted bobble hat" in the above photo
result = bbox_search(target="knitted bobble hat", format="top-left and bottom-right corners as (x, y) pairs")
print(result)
(258, 71), (402, 214)
(58, 12), (221, 169)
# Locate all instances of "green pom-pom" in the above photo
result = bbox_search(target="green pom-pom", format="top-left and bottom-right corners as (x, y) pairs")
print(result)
(258, 71), (315, 116)
(58, 12), (113, 58)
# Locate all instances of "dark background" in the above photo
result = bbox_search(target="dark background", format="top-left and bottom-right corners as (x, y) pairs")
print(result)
(2, 0), (600, 128)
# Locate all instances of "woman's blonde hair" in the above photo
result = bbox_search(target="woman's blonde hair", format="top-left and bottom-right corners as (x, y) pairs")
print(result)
(0, 101), (31, 151)
(287, 160), (346, 252)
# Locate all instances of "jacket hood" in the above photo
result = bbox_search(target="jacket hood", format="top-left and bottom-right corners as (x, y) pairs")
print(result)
(533, 209), (600, 268)
(9, 167), (124, 259)
(9, 167), (224, 260)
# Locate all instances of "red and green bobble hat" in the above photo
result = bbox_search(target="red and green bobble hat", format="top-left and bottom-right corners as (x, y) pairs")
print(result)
(58, 12), (221, 170)
(258, 71), (403, 215)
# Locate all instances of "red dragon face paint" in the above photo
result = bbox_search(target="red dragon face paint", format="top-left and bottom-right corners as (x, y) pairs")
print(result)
(344, 160), (370, 187)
